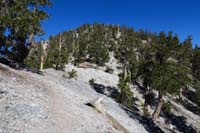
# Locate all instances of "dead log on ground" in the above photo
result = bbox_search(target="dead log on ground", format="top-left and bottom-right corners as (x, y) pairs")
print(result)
(89, 97), (129, 133)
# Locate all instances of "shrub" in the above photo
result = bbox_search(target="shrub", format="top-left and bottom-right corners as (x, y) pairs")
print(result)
(68, 69), (77, 79)
(62, 74), (68, 78)
(89, 78), (96, 86)
(194, 81), (200, 106)
(162, 101), (172, 114)
(118, 79), (134, 108)
(142, 103), (150, 117)
(105, 67), (114, 74)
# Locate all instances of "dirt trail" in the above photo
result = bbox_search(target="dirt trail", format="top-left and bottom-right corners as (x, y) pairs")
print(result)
(8, 68), (68, 132)
(46, 81), (69, 133)
(1, 64), (69, 133)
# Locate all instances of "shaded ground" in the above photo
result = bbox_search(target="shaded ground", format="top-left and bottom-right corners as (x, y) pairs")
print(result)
(181, 89), (200, 115)
(92, 81), (200, 133)
(91, 82), (164, 133)
(162, 112), (196, 133)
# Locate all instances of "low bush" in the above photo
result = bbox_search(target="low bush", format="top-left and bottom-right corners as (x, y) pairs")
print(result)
(62, 74), (68, 78)
(105, 67), (114, 74)
(118, 79), (134, 108)
(89, 78), (96, 86)
(142, 104), (150, 117)
(162, 101), (172, 114)
(68, 69), (77, 79)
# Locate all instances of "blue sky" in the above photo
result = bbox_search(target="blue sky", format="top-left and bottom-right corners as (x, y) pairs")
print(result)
(40, 0), (200, 45)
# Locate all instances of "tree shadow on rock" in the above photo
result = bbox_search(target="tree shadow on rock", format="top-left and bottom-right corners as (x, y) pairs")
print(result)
(181, 90), (200, 116)
(91, 83), (164, 133)
(162, 111), (197, 133)
(178, 99), (200, 116)
(92, 83), (120, 100)
(120, 104), (164, 133)
(92, 83), (140, 106)
(0, 57), (43, 75)
(135, 82), (157, 107)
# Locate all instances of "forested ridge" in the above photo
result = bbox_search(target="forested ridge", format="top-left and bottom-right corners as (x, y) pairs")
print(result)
(24, 23), (200, 120)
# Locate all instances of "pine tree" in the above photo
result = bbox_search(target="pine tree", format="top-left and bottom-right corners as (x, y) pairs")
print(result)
(178, 36), (193, 67)
(87, 24), (109, 66)
(192, 45), (200, 80)
(24, 42), (41, 69)
(0, 0), (51, 63)
(150, 61), (190, 119)
(139, 33), (191, 119)
(118, 77), (134, 108)
(44, 35), (68, 70)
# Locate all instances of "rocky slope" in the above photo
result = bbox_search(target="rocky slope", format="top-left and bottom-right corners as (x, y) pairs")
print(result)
(1, 62), (200, 133)
(0, 63), (147, 133)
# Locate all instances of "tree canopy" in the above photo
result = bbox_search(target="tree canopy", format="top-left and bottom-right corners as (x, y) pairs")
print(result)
(0, 0), (51, 62)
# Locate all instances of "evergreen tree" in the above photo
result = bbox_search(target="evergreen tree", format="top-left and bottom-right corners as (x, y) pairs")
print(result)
(0, 0), (51, 63)
(45, 35), (68, 70)
(138, 44), (155, 105)
(150, 61), (190, 119)
(192, 45), (200, 80)
(139, 33), (191, 119)
(24, 42), (41, 69)
(178, 36), (193, 67)
(87, 24), (109, 66)
(118, 76), (134, 108)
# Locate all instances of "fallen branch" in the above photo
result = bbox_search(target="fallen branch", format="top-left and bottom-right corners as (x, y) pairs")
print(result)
(89, 97), (129, 133)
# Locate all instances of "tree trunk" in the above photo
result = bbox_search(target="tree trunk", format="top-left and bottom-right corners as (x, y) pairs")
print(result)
(123, 65), (128, 80)
(29, 33), (34, 45)
(152, 92), (163, 120)
(144, 86), (150, 107)
(179, 86), (187, 100)
(55, 33), (63, 70)
(59, 33), (63, 52)
(89, 97), (129, 133)
(40, 55), (44, 71)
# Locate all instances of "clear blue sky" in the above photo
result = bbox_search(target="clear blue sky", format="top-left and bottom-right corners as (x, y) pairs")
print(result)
(40, 0), (200, 45)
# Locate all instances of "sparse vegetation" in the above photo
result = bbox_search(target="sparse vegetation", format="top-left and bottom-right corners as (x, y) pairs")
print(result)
(162, 101), (172, 114)
(142, 103), (150, 117)
(118, 78), (134, 108)
(89, 78), (96, 86)
(193, 81), (200, 107)
(62, 74), (68, 79)
(105, 67), (114, 74)
(68, 69), (78, 79)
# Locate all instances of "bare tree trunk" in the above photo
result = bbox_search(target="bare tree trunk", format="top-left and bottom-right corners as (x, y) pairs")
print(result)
(55, 33), (63, 70)
(179, 86), (187, 100)
(152, 92), (163, 120)
(40, 40), (48, 71)
(59, 33), (63, 52)
(144, 85), (150, 107)
(123, 65), (128, 80)
(89, 97), (129, 133)
(29, 33), (34, 44)
(40, 55), (44, 71)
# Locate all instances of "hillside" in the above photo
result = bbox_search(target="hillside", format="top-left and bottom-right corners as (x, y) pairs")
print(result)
(1, 23), (198, 133)
(1, 1), (200, 133)
(0, 63), (147, 133)
(1, 62), (200, 132)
